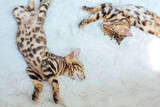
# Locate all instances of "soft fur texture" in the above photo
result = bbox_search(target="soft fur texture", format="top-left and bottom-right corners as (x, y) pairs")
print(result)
(1, 0), (160, 107)
(13, 0), (85, 103)
(79, 3), (160, 45)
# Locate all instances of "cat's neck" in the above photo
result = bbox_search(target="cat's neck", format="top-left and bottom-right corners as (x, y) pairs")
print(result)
(63, 64), (69, 75)
(60, 58), (71, 76)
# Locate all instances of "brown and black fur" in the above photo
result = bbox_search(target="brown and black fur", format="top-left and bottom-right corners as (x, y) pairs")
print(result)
(13, 0), (85, 104)
(79, 3), (160, 45)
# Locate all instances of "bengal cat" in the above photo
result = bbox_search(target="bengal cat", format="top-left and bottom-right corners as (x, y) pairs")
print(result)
(79, 3), (160, 45)
(13, 0), (85, 104)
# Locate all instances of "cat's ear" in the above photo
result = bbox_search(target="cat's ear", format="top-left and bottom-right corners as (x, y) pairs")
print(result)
(122, 29), (133, 37)
(73, 48), (81, 60)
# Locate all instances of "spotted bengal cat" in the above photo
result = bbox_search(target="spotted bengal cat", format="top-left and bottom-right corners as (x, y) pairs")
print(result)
(79, 3), (160, 45)
(13, 0), (85, 104)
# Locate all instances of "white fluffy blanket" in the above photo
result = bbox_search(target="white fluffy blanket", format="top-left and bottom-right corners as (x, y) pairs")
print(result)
(1, 0), (160, 107)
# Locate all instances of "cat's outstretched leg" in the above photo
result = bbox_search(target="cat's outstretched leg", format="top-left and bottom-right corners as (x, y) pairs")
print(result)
(78, 11), (106, 28)
(37, 0), (52, 25)
(78, 3), (114, 28)
(42, 60), (60, 104)
(27, 66), (43, 101)
(82, 3), (112, 13)
(13, 0), (35, 24)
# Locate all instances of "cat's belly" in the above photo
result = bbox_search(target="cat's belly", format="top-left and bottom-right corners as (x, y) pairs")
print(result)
(118, 5), (153, 21)
(16, 23), (48, 79)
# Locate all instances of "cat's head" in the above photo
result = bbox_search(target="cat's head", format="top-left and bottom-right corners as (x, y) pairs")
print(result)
(65, 48), (85, 80)
(102, 19), (132, 45)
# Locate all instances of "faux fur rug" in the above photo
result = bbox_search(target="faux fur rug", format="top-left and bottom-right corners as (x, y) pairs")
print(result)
(1, 0), (160, 107)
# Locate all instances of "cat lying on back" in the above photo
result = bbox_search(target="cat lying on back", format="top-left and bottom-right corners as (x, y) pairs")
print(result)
(13, 0), (85, 104)
(79, 3), (160, 45)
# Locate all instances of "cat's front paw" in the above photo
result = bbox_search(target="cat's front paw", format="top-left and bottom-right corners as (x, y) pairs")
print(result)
(53, 93), (60, 104)
(82, 6), (87, 11)
(32, 92), (38, 102)
(78, 19), (86, 28)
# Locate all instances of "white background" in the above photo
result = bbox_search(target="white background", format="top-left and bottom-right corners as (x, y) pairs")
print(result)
(1, 0), (160, 107)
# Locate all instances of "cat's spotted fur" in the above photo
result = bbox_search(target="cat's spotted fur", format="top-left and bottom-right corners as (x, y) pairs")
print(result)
(13, 0), (85, 104)
(79, 3), (160, 45)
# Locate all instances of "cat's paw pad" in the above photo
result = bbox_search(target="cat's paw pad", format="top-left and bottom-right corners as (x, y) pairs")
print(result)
(78, 19), (85, 28)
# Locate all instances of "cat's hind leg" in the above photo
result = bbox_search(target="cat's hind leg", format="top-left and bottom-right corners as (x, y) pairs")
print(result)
(37, 0), (52, 25)
(13, 0), (35, 23)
